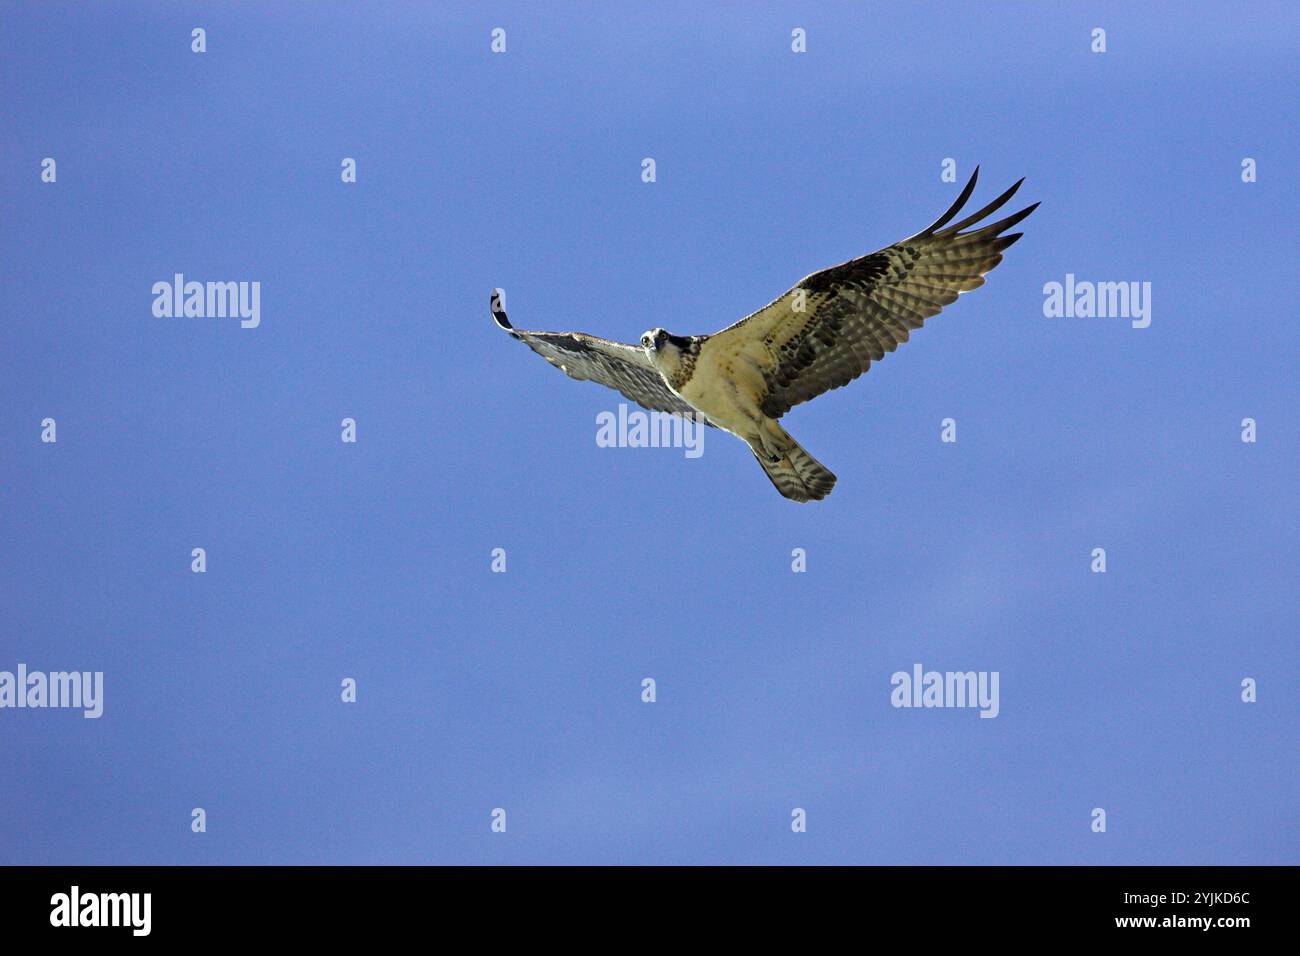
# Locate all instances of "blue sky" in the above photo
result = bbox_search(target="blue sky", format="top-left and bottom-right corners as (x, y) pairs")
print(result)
(1, 2), (1296, 864)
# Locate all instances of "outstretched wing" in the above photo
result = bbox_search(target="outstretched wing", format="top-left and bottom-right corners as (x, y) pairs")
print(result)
(705, 167), (1039, 419)
(490, 291), (703, 419)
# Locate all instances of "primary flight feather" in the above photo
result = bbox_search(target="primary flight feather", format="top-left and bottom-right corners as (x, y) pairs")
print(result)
(492, 167), (1038, 502)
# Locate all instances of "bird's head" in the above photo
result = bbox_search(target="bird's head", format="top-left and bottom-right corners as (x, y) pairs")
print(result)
(640, 328), (668, 352)
(641, 328), (693, 376)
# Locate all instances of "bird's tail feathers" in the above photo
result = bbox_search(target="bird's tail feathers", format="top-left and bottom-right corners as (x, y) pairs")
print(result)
(751, 424), (837, 503)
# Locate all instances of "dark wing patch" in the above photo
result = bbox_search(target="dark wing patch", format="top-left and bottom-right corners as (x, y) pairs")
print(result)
(706, 168), (1038, 419)
(490, 291), (705, 419)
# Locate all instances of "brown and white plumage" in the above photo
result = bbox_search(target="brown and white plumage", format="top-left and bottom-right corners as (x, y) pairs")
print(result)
(492, 168), (1038, 502)
(707, 168), (1039, 421)
(490, 291), (703, 420)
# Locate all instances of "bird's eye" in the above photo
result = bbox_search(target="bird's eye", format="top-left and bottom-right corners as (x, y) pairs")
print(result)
(642, 335), (652, 348)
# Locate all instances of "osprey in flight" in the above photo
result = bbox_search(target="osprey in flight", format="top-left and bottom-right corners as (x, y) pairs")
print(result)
(492, 168), (1038, 502)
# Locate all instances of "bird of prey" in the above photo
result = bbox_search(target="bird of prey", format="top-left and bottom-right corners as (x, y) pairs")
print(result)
(492, 168), (1038, 502)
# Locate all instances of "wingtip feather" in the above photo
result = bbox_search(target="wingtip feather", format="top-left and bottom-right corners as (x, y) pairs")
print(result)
(490, 289), (514, 331)
(924, 166), (982, 235)
(938, 178), (1026, 236)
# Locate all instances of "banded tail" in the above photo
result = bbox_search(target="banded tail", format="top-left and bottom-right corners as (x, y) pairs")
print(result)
(751, 423), (837, 502)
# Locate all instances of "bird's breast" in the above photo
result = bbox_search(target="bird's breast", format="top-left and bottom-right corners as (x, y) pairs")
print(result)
(675, 344), (768, 433)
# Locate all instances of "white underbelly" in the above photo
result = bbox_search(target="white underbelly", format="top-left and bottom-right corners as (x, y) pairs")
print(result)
(675, 349), (767, 438)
